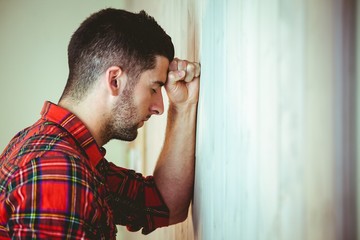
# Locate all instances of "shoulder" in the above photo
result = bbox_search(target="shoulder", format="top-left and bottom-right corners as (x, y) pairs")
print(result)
(1, 120), (84, 167)
(0, 121), (94, 196)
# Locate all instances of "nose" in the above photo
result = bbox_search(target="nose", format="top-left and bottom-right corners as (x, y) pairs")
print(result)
(150, 91), (164, 115)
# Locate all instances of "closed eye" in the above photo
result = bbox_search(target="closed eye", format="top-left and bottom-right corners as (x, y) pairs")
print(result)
(151, 80), (165, 94)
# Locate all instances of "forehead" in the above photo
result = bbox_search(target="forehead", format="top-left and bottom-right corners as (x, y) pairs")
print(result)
(139, 56), (169, 84)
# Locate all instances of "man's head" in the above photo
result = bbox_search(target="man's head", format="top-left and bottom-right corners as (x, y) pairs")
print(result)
(104, 55), (169, 142)
(60, 8), (174, 102)
(59, 8), (174, 144)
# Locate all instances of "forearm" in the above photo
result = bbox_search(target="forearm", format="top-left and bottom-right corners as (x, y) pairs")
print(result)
(153, 103), (197, 224)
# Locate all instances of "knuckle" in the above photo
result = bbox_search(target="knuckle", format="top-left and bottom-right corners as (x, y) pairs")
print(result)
(178, 60), (187, 70)
(168, 72), (175, 79)
(187, 63), (195, 71)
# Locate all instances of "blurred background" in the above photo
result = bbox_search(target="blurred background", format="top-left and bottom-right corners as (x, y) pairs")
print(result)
(0, 0), (358, 239)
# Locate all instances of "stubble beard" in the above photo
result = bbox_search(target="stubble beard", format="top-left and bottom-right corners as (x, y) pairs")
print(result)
(103, 87), (140, 143)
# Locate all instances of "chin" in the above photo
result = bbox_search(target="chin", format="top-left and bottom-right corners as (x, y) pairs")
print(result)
(108, 123), (139, 142)
(117, 130), (138, 142)
(125, 134), (138, 142)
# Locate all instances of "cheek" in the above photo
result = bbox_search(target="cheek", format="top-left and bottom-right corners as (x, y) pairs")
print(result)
(133, 90), (152, 113)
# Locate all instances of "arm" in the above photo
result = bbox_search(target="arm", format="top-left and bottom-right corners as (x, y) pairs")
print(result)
(153, 58), (200, 224)
(105, 161), (170, 234)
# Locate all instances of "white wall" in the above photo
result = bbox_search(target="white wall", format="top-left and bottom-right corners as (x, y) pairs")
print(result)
(194, 0), (357, 240)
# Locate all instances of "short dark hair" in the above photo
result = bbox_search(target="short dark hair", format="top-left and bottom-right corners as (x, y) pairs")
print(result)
(60, 8), (174, 101)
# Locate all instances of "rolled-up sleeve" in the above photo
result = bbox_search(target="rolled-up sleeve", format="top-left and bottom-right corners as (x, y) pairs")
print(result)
(104, 160), (170, 235)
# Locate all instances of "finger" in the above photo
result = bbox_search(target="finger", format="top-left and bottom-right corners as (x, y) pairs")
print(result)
(177, 59), (188, 71)
(167, 70), (186, 85)
(169, 58), (179, 71)
(194, 62), (201, 77)
(184, 62), (195, 82)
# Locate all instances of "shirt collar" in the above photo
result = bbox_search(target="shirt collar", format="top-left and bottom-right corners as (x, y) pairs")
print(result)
(40, 101), (105, 167)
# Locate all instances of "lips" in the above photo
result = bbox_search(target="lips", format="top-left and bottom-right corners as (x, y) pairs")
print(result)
(138, 116), (151, 128)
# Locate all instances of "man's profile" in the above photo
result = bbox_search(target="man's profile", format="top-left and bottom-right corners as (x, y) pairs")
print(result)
(0, 8), (200, 239)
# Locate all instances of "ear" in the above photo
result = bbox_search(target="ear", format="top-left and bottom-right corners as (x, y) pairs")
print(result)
(105, 66), (127, 96)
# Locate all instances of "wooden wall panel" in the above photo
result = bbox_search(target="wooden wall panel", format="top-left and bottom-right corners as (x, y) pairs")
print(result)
(116, 1), (198, 239)
(194, 0), (356, 240)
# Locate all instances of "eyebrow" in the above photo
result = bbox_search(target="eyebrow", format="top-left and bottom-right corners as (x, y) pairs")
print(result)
(152, 80), (165, 87)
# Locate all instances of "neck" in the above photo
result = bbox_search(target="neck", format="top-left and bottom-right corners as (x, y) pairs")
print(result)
(58, 96), (108, 147)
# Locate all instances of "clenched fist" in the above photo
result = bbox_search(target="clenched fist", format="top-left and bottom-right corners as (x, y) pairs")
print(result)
(165, 58), (201, 107)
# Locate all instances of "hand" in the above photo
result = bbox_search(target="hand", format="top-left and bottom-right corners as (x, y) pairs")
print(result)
(165, 58), (200, 107)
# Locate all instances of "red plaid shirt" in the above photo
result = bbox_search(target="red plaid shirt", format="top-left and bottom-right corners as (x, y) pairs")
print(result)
(0, 101), (169, 239)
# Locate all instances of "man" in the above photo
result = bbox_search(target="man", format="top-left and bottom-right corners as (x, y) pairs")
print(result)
(0, 8), (200, 239)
